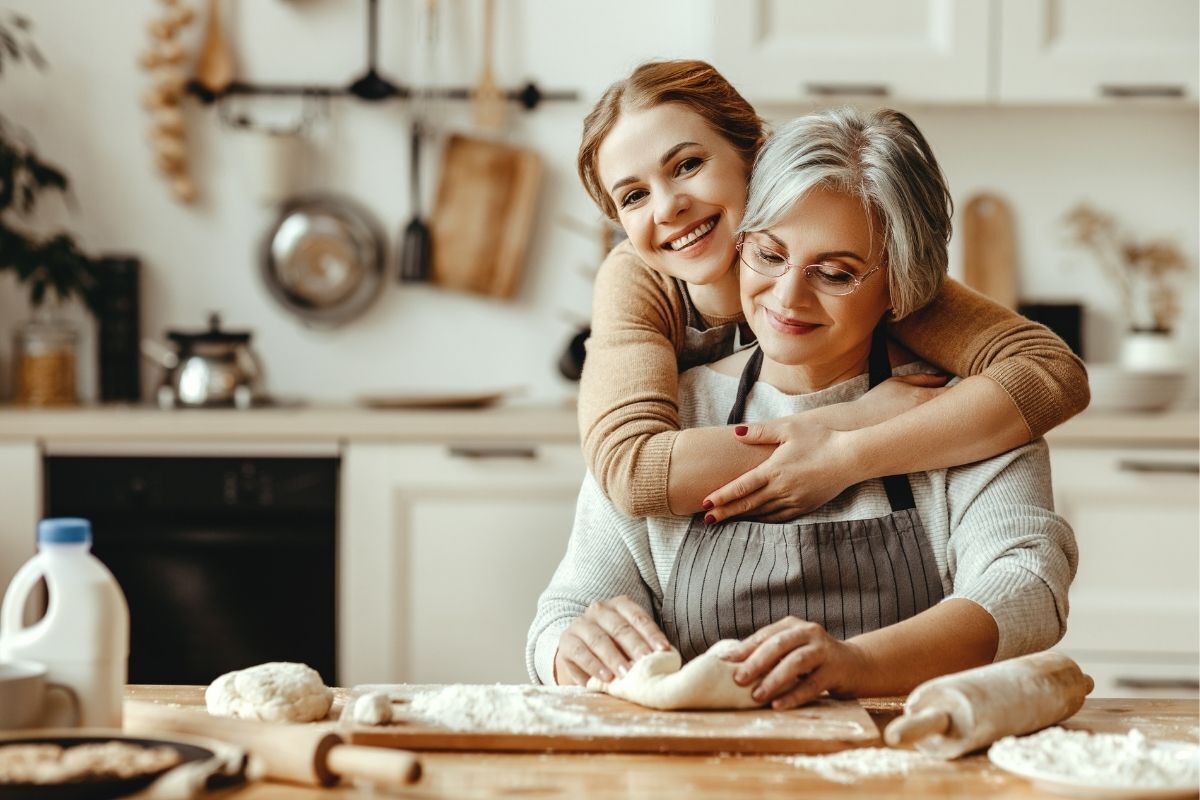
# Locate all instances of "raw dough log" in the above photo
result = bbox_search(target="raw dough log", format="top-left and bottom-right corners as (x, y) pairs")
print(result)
(587, 640), (762, 710)
(206, 662), (333, 723)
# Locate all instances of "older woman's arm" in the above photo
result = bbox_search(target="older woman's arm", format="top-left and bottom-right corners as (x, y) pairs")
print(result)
(726, 438), (1078, 707)
(526, 474), (667, 686)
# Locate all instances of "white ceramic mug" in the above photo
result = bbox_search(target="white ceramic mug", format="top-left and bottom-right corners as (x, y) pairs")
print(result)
(0, 660), (81, 730)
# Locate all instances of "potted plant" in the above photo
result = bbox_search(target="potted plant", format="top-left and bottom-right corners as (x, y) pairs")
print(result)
(0, 12), (109, 405)
(1062, 203), (1189, 372)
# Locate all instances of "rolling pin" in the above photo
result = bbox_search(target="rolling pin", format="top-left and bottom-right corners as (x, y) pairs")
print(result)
(124, 700), (421, 788)
(883, 651), (1094, 759)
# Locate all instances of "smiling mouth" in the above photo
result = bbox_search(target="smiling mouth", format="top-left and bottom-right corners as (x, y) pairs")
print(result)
(766, 309), (821, 333)
(664, 216), (718, 251)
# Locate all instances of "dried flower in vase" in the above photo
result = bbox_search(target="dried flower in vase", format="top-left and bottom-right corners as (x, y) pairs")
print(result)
(1062, 203), (1188, 332)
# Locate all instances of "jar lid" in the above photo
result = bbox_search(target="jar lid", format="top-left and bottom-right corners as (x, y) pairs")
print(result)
(38, 517), (92, 544)
(167, 313), (252, 345)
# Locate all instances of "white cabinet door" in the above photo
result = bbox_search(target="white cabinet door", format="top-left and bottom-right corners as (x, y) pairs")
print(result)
(998, 0), (1199, 102)
(1049, 445), (1199, 697)
(713, 0), (991, 103)
(340, 442), (584, 685)
(0, 442), (40, 592)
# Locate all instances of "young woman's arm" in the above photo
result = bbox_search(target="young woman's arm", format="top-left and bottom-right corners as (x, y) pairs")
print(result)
(698, 278), (1090, 521)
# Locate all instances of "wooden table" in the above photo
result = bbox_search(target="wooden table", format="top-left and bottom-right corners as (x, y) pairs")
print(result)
(126, 686), (1199, 799)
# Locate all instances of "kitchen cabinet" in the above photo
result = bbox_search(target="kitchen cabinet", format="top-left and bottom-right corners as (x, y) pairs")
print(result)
(712, 0), (1198, 104)
(1048, 444), (1199, 698)
(998, 0), (1199, 102)
(340, 442), (585, 686)
(0, 442), (40, 592)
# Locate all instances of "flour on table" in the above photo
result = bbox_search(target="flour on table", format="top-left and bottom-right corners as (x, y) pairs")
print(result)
(989, 727), (1200, 788)
(205, 662), (332, 723)
(587, 640), (760, 711)
(771, 748), (949, 783)
(404, 685), (669, 736)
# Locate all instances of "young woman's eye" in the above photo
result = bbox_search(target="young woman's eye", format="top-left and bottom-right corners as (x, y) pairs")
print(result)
(676, 156), (705, 176)
(619, 189), (647, 208)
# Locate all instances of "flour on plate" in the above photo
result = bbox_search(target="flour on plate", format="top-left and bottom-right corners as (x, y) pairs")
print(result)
(989, 727), (1200, 788)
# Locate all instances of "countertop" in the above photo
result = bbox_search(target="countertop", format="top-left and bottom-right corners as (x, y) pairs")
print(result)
(0, 403), (1195, 447)
(126, 685), (1200, 799)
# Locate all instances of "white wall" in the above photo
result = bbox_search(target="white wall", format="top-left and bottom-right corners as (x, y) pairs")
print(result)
(1, 1), (1196, 405)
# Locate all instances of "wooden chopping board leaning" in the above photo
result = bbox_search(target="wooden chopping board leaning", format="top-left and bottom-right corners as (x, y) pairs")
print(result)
(430, 134), (543, 299)
(884, 651), (1095, 759)
(124, 700), (422, 789)
(961, 192), (1018, 309)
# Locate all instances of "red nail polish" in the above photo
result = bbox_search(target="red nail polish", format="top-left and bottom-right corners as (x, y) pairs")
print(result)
(704, 513), (716, 524)
(734, 425), (748, 436)
(702, 499), (714, 510)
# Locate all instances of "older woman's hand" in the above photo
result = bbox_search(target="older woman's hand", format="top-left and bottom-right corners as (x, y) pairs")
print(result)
(701, 374), (948, 523)
(553, 596), (673, 686)
(722, 617), (871, 709)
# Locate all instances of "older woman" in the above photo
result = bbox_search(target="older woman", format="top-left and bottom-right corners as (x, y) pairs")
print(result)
(528, 108), (1078, 709)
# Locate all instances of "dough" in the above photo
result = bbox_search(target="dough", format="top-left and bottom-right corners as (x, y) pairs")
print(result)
(205, 662), (333, 723)
(586, 640), (762, 710)
(351, 691), (394, 726)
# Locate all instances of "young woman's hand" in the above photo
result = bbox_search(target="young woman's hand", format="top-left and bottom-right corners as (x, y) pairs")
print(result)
(553, 596), (673, 686)
(700, 374), (949, 523)
(722, 617), (870, 709)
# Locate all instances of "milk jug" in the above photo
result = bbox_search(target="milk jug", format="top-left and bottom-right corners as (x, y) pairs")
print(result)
(0, 518), (129, 727)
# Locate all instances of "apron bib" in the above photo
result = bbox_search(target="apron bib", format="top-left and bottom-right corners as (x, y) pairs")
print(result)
(659, 324), (945, 661)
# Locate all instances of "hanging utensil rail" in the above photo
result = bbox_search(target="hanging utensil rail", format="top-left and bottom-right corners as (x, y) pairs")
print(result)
(185, 0), (576, 110)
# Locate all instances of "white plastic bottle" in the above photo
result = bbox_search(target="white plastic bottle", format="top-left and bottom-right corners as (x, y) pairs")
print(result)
(0, 518), (130, 728)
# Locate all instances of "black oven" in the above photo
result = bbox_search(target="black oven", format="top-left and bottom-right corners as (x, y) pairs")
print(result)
(45, 455), (337, 686)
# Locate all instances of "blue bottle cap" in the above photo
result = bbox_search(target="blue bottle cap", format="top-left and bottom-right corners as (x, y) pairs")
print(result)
(37, 518), (92, 544)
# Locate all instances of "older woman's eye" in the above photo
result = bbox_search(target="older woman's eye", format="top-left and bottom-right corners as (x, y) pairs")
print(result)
(754, 246), (786, 265)
(813, 265), (855, 285)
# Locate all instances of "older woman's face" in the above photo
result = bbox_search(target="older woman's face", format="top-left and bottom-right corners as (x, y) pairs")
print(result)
(740, 186), (891, 374)
(597, 103), (748, 285)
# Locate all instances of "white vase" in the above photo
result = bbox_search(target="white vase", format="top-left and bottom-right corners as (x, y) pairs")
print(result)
(1119, 329), (1184, 373)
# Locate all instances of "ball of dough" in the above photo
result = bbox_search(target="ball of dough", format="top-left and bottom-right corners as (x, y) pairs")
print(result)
(206, 662), (333, 723)
(351, 692), (393, 726)
(587, 639), (760, 710)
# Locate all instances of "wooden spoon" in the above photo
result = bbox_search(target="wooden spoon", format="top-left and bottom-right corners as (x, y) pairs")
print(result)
(195, 0), (235, 94)
(472, 0), (505, 131)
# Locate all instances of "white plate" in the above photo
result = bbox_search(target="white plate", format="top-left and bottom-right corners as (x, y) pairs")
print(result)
(989, 738), (1200, 799)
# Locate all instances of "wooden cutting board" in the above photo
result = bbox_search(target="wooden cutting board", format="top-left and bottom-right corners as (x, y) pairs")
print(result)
(342, 684), (881, 755)
(961, 192), (1018, 309)
(430, 134), (542, 299)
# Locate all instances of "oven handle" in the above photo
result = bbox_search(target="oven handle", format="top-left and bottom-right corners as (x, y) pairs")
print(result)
(448, 445), (538, 460)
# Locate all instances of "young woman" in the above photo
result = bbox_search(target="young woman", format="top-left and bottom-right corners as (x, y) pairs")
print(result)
(530, 108), (1077, 707)
(575, 60), (1089, 522)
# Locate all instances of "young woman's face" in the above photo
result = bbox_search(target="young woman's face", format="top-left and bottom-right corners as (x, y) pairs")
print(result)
(597, 103), (748, 285)
(740, 186), (892, 373)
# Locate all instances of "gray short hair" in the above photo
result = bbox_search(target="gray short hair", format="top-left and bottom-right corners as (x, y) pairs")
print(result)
(738, 108), (952, 319)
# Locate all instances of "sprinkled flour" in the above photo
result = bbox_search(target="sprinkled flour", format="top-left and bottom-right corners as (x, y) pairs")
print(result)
(989, 727), (1200, 788)
(770, 748), (948, 783)
(404, 685), (670, 735)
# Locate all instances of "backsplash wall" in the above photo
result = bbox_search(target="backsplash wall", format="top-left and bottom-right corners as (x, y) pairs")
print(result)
(1, 1), (1196, 405)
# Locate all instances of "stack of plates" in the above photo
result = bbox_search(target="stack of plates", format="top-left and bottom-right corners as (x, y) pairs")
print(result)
(1086, 363), (1185, 412)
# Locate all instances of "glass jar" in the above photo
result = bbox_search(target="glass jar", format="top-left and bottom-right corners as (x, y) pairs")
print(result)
(13, 316), (79, 406)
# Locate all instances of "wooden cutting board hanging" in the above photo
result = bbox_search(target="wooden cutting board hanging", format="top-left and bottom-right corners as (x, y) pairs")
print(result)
(429, 134), (542, 299)
(961, 192), (1018, 309)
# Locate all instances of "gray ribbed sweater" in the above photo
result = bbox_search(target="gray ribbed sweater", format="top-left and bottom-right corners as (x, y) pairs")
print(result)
(528, 360), (1079, 686)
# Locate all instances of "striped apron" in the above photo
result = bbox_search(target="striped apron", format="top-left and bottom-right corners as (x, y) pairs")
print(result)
(659, 324), (945, 661)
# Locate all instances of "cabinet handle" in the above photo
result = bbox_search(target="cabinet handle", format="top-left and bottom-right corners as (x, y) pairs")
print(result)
(1100, 84), (1186, 99)
(1117, 459), (1200, 474)
(1115, 676), (1200, 691)
(805, 82), (890, 98)
(448, 445), (537, 460)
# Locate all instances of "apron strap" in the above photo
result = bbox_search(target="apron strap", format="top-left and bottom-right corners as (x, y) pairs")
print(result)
(725, 347), (764, 426)
(868, 323), (917, 512)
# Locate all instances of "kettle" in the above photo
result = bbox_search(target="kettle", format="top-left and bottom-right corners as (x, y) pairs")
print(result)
(141, 314), (266, 409)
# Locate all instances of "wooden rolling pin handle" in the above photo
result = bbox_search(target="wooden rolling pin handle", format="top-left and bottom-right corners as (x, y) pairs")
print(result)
(326, 743), (423, 787)
(884, 708), (950, 747)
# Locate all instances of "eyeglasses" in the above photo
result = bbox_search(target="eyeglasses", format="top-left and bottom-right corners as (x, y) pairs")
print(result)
(735, 233), (883, 296)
